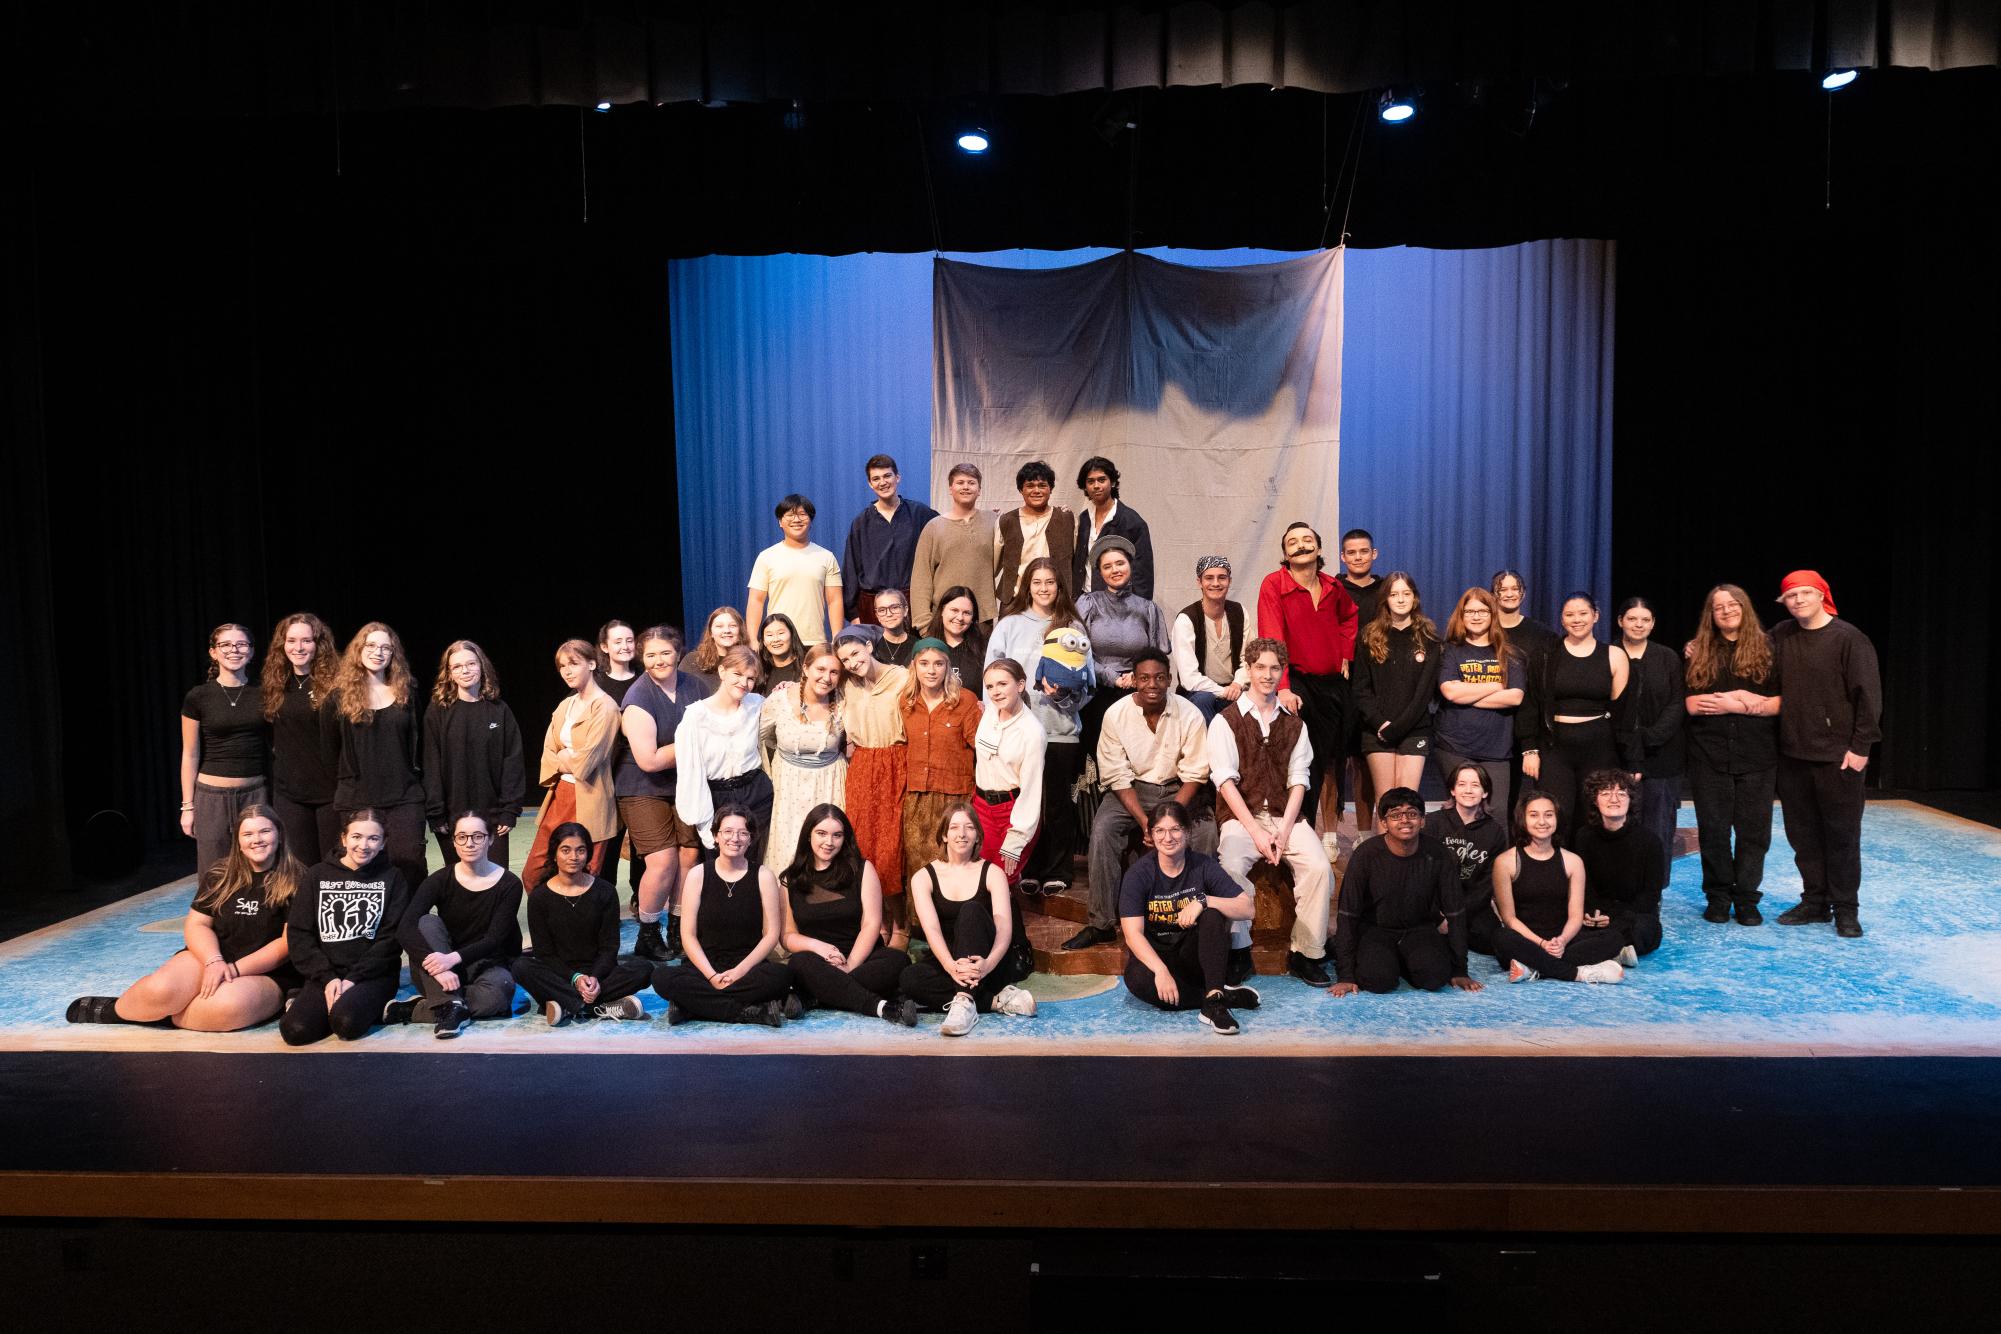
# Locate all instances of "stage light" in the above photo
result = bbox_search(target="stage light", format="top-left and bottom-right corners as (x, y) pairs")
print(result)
(1378, 91), (1416, 124)
(956, 129), (991, 154)
(1821, 69), (1858, 91)
(595, 101), (612, 112)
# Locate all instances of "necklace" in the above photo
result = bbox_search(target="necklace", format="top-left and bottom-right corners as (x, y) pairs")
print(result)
(218, 681), (247, 708)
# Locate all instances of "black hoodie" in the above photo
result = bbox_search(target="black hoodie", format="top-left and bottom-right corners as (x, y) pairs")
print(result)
(289, 852), (410, 987)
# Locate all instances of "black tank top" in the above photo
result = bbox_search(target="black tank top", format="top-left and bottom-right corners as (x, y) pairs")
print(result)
(1510, 847), (1570, 938)
(1549, 640), (1613, 715)
(923, 863), (996, 938)
(788, 873), (863, 948)
(696, 860), (763, 965)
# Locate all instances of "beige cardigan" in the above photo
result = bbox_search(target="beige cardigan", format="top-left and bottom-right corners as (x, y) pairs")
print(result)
(537, 691), (622, 840)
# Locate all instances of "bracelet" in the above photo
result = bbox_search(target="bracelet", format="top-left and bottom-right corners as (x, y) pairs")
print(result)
(180, 803), (195, 811)
(204, 957), (223, 966)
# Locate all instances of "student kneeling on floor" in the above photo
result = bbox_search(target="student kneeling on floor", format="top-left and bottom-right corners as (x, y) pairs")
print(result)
(1119, 801), (1262, 1036)
(1331, 789), (1483, 997)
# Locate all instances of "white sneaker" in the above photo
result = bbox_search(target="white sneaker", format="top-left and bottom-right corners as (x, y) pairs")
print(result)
(1507, 959), (1539, 983)
(1576, 960), (1625, 984)
(991, 984), (1037, 1017)
(940, 993), (979, 1037)
(1616, 944), (1639, 968)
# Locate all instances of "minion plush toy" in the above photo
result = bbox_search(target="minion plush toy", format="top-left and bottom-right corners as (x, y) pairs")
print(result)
(1034, 626), (1094, 726)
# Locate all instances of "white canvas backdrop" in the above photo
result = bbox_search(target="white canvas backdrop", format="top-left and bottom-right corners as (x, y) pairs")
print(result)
(930, 248), (1343, 616)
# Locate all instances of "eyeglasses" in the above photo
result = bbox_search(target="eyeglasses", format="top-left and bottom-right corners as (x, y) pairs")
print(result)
(453, 833), (490, 845)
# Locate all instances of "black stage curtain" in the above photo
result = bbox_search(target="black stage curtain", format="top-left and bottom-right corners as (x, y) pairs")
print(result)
(18, 2), (2001, 116)
(16, 116), (683, 888)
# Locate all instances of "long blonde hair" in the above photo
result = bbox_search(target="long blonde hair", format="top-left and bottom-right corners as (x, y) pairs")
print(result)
(1686, 584), (1774, 689)
(899, 644), (965, 713)
(334, 622), (415, 724)
(195, 803), (304, 913)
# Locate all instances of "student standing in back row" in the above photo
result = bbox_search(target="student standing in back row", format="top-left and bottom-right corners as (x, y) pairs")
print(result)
(262, 611), (341, 865)
(328, 623), (428, 892)
(1072, 456), (1155, 599)
(179, 623), (270, 875)
(746, 494), (845, 648)
(1769, 571), (1881, 939)
(911, 464), (999, 633)
(995, 460), (1074, 606)
(840, 454), (936, 628)
(421, 640), (526, 872)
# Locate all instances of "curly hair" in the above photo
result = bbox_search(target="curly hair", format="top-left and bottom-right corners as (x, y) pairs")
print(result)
(333, 623), (414, 724)
(260, 612), (338, 721)
(430, 639), (502, 707)
(1685, 584), (1774, 689)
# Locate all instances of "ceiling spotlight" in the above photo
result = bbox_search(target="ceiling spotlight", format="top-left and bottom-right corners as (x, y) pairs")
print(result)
(956, 129), (991, 154)
(1821, 69), (1858, 91)
(595, 101), (612, 112)
(1378, 90), (1416, 124)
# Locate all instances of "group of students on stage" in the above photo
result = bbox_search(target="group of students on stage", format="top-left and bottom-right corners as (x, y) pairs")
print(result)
(68, 452), (1884, 1040)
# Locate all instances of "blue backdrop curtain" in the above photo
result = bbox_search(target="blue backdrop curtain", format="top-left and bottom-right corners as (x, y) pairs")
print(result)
(670, 241), (1613, 630)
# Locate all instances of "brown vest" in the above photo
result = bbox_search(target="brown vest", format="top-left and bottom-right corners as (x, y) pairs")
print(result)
(1179, 599), (1245, 680)
(1220, 702), (1303, 816)
(997, 506), (1075, 607)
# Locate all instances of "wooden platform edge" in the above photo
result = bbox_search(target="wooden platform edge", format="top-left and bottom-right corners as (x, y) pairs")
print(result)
(2, 1172), (1996, 1236)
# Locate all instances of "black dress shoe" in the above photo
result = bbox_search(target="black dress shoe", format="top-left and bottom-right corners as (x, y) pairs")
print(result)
(1834, 914), (1865, 939)
(1702, 899), (1732, 924)
(1062, 924), (1116, 951)
(1734, 902), (1764, 926)
(1287, 951), (1332, 988)
(1777, 900), (1832, 926)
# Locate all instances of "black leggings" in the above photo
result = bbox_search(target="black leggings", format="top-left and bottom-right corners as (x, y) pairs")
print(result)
(1022, 740), (1083, 882)
(280, 973), (399, 1045)
(1492, 924), (1625, 981)
(1123, 908), (1230, 1011)
(512, 957), (651, 1017)
(1353, 923), (1454, 993)
(274, 794), (341, 867)
(1535, 717), (1619, 839)
(652, 956), (792, 1021)
(901, 899), (1004, 1012)
(787, 943), (908, 1016)
(372, 801), (429, 900)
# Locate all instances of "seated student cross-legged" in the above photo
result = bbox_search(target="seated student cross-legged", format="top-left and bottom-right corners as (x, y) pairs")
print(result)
(1491, 792), (1627, 984)
(69, 804), (303, 1032)
(1067, 649), (1215, 952)
(1209, 637), (1336, 988)
(781, 804), (915, 1025)
(282, 807), (412, 1045)
(899, 803), (1038, 1037)
(1331, 789), (1484, 997)
(653, 806), (797, 1027)
(1119, 802), (1261, 1035)
(385, 811), (524, 1039)
(1570, 769), (1665, 966)
(513, 822), (653, 1026)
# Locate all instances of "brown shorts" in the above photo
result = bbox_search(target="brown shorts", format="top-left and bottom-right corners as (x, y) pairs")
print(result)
(616, 795), (698, 857)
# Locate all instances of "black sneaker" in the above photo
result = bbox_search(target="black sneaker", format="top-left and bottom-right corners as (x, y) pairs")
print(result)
(881, 997), (918, 1027)
(781, 994), (804, 1021)
(65, 996), (123, 1025)
(1777, 900), (1832, 926)
(739, 1000), (784, 1027)
(1225, 947), (1254, 986)
(666, 1000), (690, 1026)
(1702, 899), (1732, 924)
(633, 920), (671, 962)
(1220, 984), (1262, 1010)
(1287, 951), (1332, 988)
(544, 999), (574, 1028)
(1199, 994), (1241, 1036)
(381, 999), (418, 1026)
(1734, 902), (1764, 926)
(1062, 924), (1116, 951)
(1835, 914), (1865, 939)
(432, 1000), (470, 1039)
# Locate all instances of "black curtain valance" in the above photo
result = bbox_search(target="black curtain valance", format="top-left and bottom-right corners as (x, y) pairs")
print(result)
(20, 1), (2001, 118)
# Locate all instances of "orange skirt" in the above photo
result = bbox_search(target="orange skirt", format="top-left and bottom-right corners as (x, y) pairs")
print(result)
(523, 780), (612, 891)
(847, 745), (908, 897)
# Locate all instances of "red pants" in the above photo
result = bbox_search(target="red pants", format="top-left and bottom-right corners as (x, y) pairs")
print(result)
(847, 744), (908, 897)
(974, 792), (1039, 888)
(523, 780), (611, 891)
